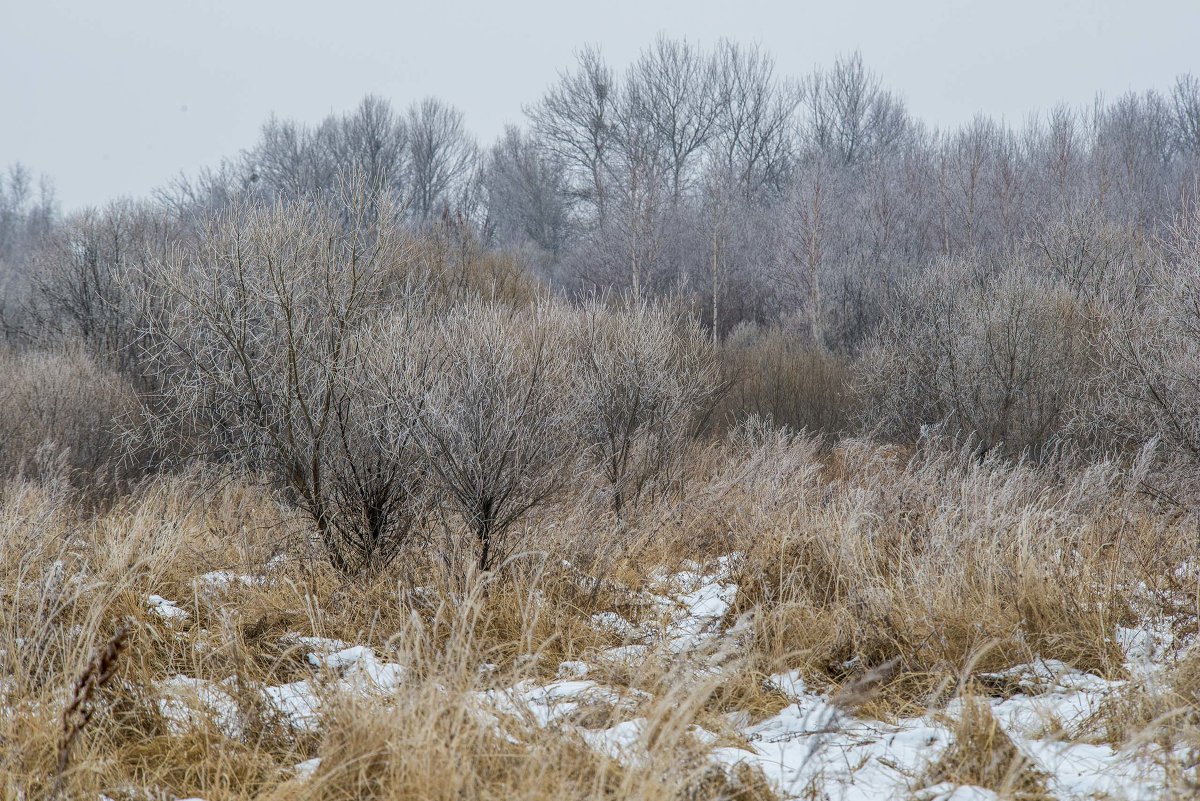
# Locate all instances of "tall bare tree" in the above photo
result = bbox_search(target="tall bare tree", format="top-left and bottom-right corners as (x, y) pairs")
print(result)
(406, 97), (478, 220)
(525, 46), (617, 227)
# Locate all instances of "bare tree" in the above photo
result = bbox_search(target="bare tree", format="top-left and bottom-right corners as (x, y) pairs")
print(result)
(525, 46), (617, 226)
(406, 97), (479, 220)
(1091, 208), (1200, 459)
(781, 155), (834, 348)
(605, 89), (673, 299)
(799, 52), (908, 168)
(710, 40), (796, 200)
(240, 96), (411, 214)
(24, 201), (177, 379)
(0, 163), (57, 337)
(701, 168), (735, 342)
(484, 126), (570, 257)
(1092, 89), (1179, 226)
(625, 35), (720, 203)
(243, 115), (336, 199)
(1171, 74), (1200, 157)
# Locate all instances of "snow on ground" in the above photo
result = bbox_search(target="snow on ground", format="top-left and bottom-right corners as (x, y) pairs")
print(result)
(522, 561), (1187, 800)
(153, 631), (410, 733)
(262, 639), (408, 730)
(192, 570), (267, 595)
(144, 559), (1192, 800)
(484, 677), (641, 727)
(147, 594), (189, 621)
(157, 675), (241, 738)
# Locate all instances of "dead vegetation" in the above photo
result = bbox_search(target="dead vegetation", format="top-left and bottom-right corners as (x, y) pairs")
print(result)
(0, 414), (1195, 799)
(1, 186), (1200, 798)
(924, 693), (1050, 799)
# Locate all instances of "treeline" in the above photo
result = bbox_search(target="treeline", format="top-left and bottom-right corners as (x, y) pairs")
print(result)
(159, 41), (1200, 351)
(1, 38), (1200, 530)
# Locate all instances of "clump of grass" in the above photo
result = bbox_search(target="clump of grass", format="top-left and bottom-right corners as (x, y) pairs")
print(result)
(700, 660), (794, 723)
(708, 431), (1168, 718)
(1085, 647), (1200, 752)
(685, 762), (779, 801)
(923, 694), (1049, 799)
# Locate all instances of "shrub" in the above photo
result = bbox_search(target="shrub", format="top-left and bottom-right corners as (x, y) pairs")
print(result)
(1026, 203), (1148, 302)
(141, 185), (427, 575)
(413, 214), (542, 308)
(383, 300), (578, 572)
(23, 200), (179, 381)
(1090, 208), (1200, 464)
(568, 297), (721, 516)
(717, 322), (856, 435)
(856, 257), (1094, 456)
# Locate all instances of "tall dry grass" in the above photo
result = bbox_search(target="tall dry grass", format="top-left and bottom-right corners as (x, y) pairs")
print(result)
(0, 467), (773, 800)
(655, 425), (1193, 718)
(1, 423), (1197, 798)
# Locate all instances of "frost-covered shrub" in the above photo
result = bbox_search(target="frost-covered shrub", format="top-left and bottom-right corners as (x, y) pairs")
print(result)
(1091, 209), (1200, 462)
(568, 298), (721, 516)
(140, 188), (430, 575)
(386, 300), (578, 571)
(857, 258), (1094, 455)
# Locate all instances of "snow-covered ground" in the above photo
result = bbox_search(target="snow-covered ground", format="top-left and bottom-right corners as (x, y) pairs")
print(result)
(146, 558), (1191, 800)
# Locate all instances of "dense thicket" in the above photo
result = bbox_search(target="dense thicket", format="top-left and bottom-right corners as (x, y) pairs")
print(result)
(2, 38), (1200, 551)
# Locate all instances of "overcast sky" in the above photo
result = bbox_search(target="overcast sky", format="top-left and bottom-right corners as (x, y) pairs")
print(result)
(3, 0), (1198, 211)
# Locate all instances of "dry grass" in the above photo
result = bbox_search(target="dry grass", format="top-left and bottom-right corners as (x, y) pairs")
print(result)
(0, 424), (1196, 799)
(1083, 646), (1200, 761)
(0, 469), (767, 800)
(663, 428), (1185, 719)
(923, 693), (1050, 799)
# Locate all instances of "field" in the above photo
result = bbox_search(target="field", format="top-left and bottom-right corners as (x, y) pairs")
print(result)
(4, 427), (1198, 800)
(4, 29), (1200, 801)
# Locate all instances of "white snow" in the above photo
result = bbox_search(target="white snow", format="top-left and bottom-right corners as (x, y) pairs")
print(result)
(192, 570), (265, 593)
(578, 559), (1188, 799)
(157, 675), (241, 738)
(263, 680), (322, 731)
(556, 660), (590, 679)
(261, 641), (409, 729)
(146, 594), (189, 621)
(293, 757), (322, 779)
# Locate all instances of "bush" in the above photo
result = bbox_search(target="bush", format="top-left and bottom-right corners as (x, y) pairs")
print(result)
(141, 186), (427, 575)
(379, 300), (577, 572)
(856, 258), (1094, 456)
(23, 201), (179, 381)
(412, 215), (542, 308)
(568, 297), (721, 516)
(717, 322), (856, 435)
(1090, 208), (1200, 463)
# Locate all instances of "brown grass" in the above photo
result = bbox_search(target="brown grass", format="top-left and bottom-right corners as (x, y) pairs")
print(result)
(0, 426), (1195, 798)
(923, 693), (1050, 799)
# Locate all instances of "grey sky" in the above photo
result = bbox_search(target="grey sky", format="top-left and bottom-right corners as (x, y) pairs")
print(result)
(3, 0), (1197, 211)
